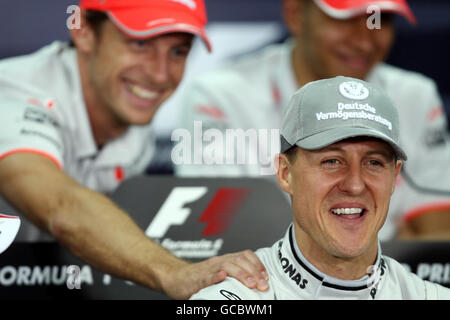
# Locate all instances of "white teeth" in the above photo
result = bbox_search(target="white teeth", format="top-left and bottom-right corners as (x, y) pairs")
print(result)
(331, 208), (363, 215)
(129, 84), (158, 99)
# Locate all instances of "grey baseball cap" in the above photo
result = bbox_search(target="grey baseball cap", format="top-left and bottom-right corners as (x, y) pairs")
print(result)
(280, 76), (407, 160)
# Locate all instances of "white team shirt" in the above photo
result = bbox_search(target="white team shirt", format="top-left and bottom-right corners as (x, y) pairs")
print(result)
(175, 39), (450, 240)
(191, 225), (450, 300)
(0, 41), (155, 194)
(0, 42), (155, 241)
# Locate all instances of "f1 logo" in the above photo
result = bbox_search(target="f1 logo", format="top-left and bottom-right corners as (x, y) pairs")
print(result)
(145, 187), (250, 238)
(145, 187), (207, 238)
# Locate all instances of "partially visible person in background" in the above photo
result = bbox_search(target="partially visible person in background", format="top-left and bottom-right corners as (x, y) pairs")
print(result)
(175, 0), (450, 240)
(0, 0), (269, 299)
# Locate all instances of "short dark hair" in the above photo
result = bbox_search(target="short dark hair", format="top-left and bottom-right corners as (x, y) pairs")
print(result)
(69, 10), (109, 47)
(85, 10), (109, 32)
(283, 146), (299, 164)
(282, 137), (399, 165)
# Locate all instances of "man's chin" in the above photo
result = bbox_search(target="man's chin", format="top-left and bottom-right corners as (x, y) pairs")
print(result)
(118, 102), (162, 126)
(328, 236), (372, 260)
(126, 113), (157, 126)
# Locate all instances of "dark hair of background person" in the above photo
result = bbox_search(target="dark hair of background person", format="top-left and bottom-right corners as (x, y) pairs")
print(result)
(69, 10), (108, 47)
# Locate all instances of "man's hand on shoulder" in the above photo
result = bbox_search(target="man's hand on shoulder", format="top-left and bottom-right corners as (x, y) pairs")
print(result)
(161, 250), (269, 299)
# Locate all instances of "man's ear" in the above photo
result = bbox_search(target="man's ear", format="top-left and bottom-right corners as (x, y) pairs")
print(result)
(391, 160), (403, 194)
(275, 153), (294, 195)
(282, 0), (305, 37)
(69, 9), (97, 54)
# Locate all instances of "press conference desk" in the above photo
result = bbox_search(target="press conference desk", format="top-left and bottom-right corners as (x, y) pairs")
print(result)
(0, 176), (449, 299)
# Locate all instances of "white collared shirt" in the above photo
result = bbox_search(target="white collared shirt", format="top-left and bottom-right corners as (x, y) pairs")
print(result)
(190, 225), (450, 300)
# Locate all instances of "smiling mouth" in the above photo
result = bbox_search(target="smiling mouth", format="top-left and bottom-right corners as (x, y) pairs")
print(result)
(330, 208), (366, 218)
(126, 81), (160, 100)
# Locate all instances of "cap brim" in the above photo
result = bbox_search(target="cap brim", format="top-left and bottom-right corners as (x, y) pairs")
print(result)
(107, 8), (212, 52)
(295, 127), (407, 160)
(314, 0), (417, 25)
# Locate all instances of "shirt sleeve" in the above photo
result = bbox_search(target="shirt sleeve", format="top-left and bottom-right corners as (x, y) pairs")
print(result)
(407, 79), (450, 173)
(422, 279), (450, 300)
(0, 95), (64, 169)
(387, 76), (450, 226)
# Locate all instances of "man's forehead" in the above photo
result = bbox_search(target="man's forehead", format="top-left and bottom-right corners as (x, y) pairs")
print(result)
(307, 137), (395, 157)
(107, 20), (194, 42)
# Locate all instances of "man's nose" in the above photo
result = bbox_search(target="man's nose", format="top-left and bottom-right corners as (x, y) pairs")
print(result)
(145, 53), (170, 84)
(338, 164), (366, 195)
(350, 16), (376, 53)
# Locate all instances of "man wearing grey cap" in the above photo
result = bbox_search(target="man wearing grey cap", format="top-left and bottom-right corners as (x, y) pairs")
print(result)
(176, 0), (450, 241)
(190, 76), (450, 300)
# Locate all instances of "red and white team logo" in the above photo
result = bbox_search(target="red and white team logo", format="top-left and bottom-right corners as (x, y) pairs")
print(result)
(145, 186), (250, 258)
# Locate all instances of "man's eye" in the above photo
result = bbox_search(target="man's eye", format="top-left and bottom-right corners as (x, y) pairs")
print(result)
(367, 159), (385, 168)
(171, 46), (191, 57)
(131, 40), (148, 49)
(322, 159), (340, 166)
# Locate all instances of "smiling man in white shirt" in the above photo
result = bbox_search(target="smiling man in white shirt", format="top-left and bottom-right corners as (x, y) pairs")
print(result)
(191, 76), (450, 300)
(0, 0), (268, 299)
(176, 0), (450, 241)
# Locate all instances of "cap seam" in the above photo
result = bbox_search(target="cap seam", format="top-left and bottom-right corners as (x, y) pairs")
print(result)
(296, 82), (313, 145)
